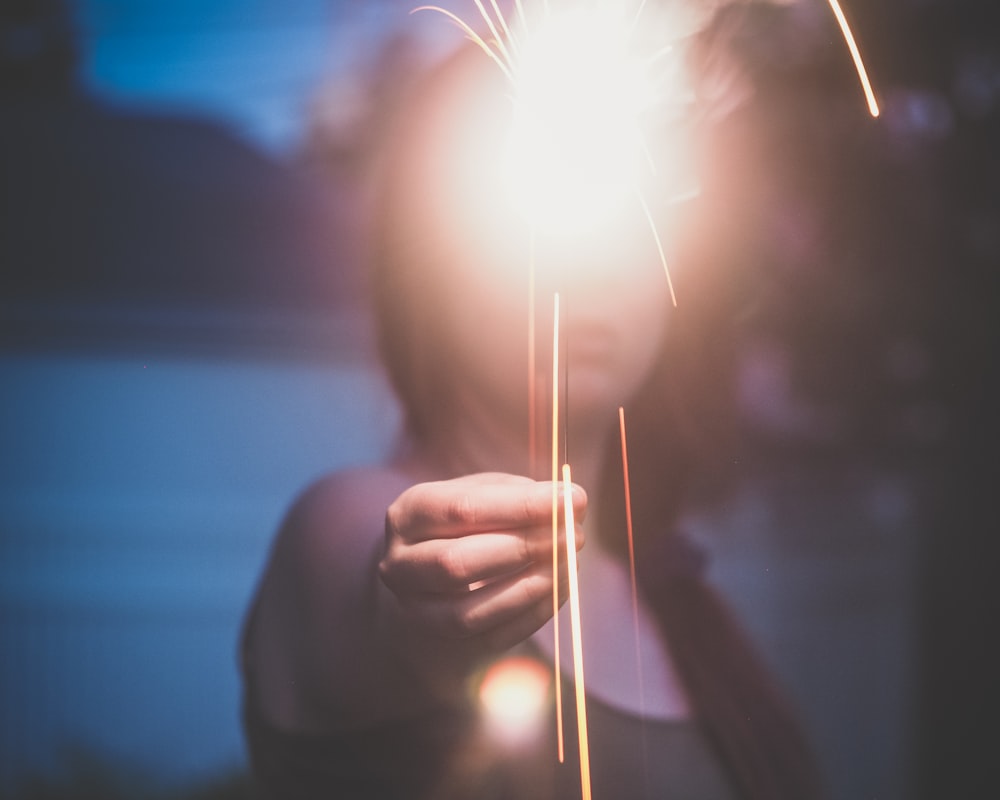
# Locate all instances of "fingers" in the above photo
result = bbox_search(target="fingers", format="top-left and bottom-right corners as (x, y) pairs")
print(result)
(394, 559), (571, 642)
(388, 476), (587, 542)
(379, 473), (587, 647)
(382, 524), (580, 594)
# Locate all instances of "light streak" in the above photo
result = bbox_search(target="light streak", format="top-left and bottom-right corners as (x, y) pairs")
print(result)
(411, 5), (513, 81)
(638, 189), (677, 307)
(562, 462), (592, 800)
(618, 406), (650, 788)
(486, 0), (518, 54)
(618, 407), (646, 717)
(550, 291), (565, 762)
(552, 292), (569, 764)
(471, 0), (513, 65)
(528, 233), (537, 478)
(826, 0), (880, 117)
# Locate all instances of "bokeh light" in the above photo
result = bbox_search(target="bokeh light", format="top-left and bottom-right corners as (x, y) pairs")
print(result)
(478, 655), (552, 746)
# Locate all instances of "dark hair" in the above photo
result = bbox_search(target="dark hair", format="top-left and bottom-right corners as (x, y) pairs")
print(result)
(370, 46), (470, 442)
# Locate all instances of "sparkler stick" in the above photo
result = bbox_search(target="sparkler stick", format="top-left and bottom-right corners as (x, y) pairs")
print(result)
(826, 0), (880, 117)
(550, 291), (565, 763)
(562, 462), (592, 800)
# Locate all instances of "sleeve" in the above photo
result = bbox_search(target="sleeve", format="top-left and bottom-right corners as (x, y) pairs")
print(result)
(243, 695), (481, 800)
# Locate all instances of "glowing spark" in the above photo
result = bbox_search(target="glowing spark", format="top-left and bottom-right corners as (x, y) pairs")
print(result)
(411, 6), (512, 81)
(826, 0), (880, 117)
(562, 462), (592, 800)
(486, 0), (518, 54)
(638, 190), (677, 307)
(470, 0), (513, 67)
(550, 291), (565, 763)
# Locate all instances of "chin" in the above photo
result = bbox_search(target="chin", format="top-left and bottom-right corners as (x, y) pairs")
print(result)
(564, 373), (631, 424)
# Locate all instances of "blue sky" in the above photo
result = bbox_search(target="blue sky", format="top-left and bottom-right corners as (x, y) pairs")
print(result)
(72, 0), (412, 153)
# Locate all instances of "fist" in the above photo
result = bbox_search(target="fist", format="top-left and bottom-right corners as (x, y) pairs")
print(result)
(379, 473), (587, 651)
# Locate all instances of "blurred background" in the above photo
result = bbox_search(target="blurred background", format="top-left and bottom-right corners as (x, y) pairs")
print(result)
(1, 1), (996, 798)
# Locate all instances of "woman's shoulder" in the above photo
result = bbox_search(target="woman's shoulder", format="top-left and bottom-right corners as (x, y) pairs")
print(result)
(277, 464), (417, 558)
(243, 463), (422, 730)
(297, 464), (416, 516)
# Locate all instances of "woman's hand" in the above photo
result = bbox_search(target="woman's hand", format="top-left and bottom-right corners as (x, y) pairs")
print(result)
(379, 473), (586, 655)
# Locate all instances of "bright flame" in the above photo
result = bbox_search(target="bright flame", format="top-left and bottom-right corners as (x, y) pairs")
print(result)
(479, 656), (552, 745)
(413, 1), (698, 298)
(504, 7), (657, 235)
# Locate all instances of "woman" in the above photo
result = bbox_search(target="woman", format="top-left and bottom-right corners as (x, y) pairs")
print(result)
(241, 24), (824, 800)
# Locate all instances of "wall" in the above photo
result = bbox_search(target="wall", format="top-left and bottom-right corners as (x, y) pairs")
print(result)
(0, 337), (398, 789)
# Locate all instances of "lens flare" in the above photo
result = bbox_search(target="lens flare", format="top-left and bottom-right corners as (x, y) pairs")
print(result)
(504, 7), (656, 234)
(414, 0), (701, 299)
(479, 656), (552, 745)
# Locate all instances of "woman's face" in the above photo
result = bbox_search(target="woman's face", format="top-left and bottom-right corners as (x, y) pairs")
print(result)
(437, 224), (672, 433)
(400, 47), (674, 435)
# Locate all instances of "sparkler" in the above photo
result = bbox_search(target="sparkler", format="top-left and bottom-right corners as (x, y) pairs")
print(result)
(411, 0), (884, 793)
(409, 3), (693, 787)
(414, 0), (696, 302)
(413, 0), (881, 308)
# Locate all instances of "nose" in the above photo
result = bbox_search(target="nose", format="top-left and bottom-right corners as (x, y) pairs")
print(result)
(535, 256), (663, 310)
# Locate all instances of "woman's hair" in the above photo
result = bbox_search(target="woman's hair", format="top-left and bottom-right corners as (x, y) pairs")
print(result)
(370, 45), (491, 443)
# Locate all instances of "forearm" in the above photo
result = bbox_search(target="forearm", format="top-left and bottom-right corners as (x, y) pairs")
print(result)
(246, 499), (479, 731)
(297, 546), (484, 728)
(244, 468), (579, 733)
